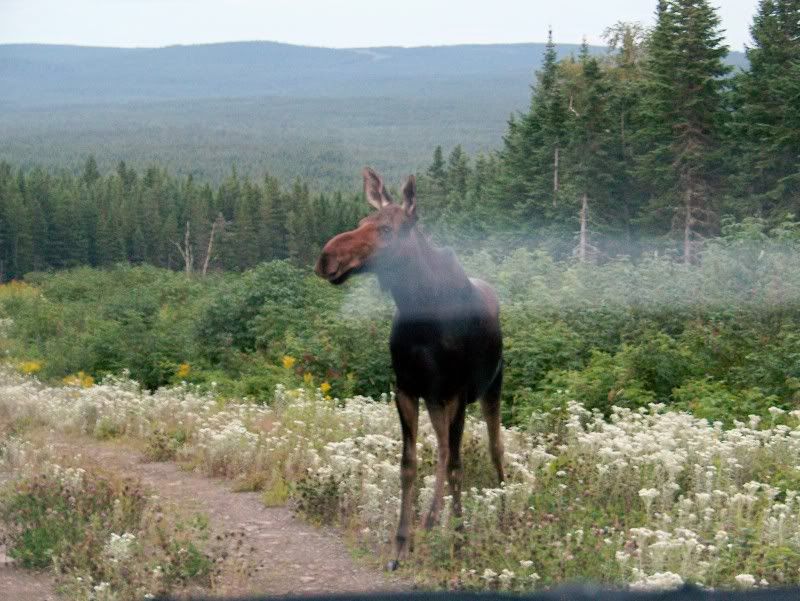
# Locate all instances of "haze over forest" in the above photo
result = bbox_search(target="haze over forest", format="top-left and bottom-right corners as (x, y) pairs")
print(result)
(0, 41), (747, 186)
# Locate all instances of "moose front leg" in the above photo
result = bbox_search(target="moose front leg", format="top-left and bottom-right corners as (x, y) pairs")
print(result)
(388, 390), (419, 571)
(447, 401), (467, 522)
(423, 401), (451, 530)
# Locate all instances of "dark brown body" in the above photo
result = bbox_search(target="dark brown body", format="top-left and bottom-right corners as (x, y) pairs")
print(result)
(315, 168), (504, 570)
(384, 247), (502, 406)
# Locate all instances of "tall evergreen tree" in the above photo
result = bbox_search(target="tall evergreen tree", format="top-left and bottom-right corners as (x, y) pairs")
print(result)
(427, 145), (447, 195)
(637, 0), (730, 262)
(494, 28), (570, 226)
(82, 155), (100, 185)
(731, 0), (800, 219)
(567, 51), (614, 261)
(604, 22), (649, 252)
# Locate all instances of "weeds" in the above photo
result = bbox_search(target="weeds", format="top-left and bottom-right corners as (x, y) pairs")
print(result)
(0, 439), (223, 600)
(3, 370), (800, 591)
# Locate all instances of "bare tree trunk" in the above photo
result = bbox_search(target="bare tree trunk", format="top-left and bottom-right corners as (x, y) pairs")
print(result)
(172, 221), (193, 275)
(578, 192), (589, 262)
(683, 186), (693, 266)
(553, 146), (559, 206)
(202, 215), (221, 277)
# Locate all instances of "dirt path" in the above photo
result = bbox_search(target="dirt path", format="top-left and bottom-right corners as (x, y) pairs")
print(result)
(0, 557), (60, 601)
(47, 436), (407, 597)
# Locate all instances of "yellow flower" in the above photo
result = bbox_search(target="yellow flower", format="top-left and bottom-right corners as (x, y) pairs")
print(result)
(176, 362), (191, 378)
(303, 372), (314, 385)
(320, 381), (331, 394)
(63, 371), (94, 388)
(282, 355), (296, 369)
(19, 360), (42, 375)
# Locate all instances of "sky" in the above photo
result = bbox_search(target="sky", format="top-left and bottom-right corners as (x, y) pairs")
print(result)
(0, 0), (760, 51)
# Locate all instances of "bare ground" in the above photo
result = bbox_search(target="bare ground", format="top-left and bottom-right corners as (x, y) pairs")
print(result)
(1, 434), (409, 599)
(0, 558), (60, 601)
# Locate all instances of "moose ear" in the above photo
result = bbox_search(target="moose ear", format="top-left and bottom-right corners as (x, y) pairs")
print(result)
(401, 174), (417, 220)
(363, 167), (393, 210)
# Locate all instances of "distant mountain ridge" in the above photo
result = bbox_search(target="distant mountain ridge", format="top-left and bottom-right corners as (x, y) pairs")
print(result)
(0, 41), (749, 187)
(0, 40), (748, 107)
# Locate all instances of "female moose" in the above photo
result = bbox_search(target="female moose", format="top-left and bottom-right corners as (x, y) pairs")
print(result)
(315, 167), (504, 570)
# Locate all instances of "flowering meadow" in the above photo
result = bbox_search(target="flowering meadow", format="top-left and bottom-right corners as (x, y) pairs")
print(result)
(0, 434), (220, 601)
(3, 368), (800, 592)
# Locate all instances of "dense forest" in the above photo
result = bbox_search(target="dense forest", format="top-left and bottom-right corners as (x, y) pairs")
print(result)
(1, 0), (798, 280)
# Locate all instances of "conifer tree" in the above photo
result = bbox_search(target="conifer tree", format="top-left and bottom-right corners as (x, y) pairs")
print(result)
(732, 0), (800, 219)
(568, 51), (613, 261)
(82, 155), (100, 185)
(427, 145), (447, 195)
(603, 22), (648, 252)
(637, 0), (730, 262)
(446, 145), (470, 199)
(495, 28), (569, 225)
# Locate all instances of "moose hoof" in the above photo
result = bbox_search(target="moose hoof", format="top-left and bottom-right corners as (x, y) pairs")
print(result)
(386, 559), (401, 571)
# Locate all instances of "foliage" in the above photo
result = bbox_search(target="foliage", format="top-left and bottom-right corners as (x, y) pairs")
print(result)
(1, 214), (799, 419)
(5, 374), (800, 591)
(0, 451), (216, 600)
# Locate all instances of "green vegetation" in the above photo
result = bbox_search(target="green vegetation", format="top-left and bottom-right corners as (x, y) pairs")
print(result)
(1, 216), (798, 423)
(0, 0), (799, 422)
(5, 375), (800, 590)
(2, 3), (798, 280)
(0, 452), (216, 600)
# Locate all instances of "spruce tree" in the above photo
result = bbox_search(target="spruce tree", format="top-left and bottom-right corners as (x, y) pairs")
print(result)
(82, 155), (100, 185)
(637, 0), (730, 262)
(495, 28), (569, 225)
(427, 145), (447, 195)
(732, 0), (800, 219)
(567, 52), (614, 261)
(604, 22), (648, 253)
(446, 145), (470, 200)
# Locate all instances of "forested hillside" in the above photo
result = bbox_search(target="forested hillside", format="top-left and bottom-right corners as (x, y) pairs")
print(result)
(1, 1), (797, 278)
(0, 41), (602, 105)
(0, 39), (746, 186)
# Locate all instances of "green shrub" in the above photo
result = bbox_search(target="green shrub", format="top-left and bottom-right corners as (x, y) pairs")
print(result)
(0, 465), (147, 569)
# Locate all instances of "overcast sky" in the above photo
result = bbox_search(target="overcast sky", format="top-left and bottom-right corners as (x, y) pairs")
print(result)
(0, 0), (759, 51)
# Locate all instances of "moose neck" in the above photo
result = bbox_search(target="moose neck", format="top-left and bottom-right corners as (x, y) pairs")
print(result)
(376, 228), (472, 319)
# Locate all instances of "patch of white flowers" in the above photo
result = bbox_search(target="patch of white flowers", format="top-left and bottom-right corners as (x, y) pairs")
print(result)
(103, 532), (137, 564)
(3, 368), (800, 590)
(629, 570), (684, 591)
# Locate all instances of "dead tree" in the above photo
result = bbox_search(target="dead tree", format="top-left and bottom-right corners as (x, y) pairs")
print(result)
(676, 175), (715, 265)
(173, 221), (194, 275)
(553, 147), (560, 206)
(574, 193), (598, 262)
(201, 214), (223, 277)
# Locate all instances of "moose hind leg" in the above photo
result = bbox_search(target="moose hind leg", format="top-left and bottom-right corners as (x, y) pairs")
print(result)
(480, 367), (505, 486)
(389, 390), (418, 571)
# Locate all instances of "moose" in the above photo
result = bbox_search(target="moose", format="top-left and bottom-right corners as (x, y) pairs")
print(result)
(315, 167), (504, 570)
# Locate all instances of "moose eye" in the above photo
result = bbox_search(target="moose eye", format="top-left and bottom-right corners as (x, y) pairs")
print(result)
(378, 225), (393, 238)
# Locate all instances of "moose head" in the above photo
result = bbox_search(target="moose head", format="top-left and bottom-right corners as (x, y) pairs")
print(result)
(315, 167), (417, 285)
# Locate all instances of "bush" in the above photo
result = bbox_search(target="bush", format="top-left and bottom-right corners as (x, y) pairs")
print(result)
(1, 218), (799, 420)
(0, 458), (218, 600)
